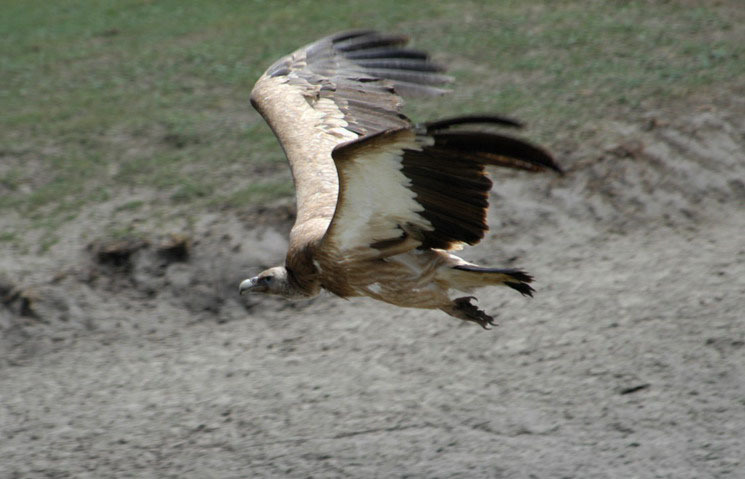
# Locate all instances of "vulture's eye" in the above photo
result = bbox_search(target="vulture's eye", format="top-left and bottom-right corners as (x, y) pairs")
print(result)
(260, 276), (273, 284)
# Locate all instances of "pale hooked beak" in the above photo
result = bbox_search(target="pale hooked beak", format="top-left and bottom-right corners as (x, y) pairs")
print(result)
(239, 277), (260, 295)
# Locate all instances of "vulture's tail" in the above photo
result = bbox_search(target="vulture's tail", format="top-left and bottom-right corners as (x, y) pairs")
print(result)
(439, 265), (533, 327)
(439, 265), (534, 327)
(448, 264), (535, 297)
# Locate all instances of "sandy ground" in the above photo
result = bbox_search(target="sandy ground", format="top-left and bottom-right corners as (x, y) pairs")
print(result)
(1, 103), (744, 478)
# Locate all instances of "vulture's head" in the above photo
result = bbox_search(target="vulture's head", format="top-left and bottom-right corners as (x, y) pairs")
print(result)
(239, 266), (294, 298)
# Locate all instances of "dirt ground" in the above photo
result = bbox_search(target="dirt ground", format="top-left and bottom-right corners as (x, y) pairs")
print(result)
(2, 98), (744, 477)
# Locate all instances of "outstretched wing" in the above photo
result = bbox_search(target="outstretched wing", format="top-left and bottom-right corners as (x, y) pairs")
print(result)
(250, 30), (451, 228)
(259, 30), (452, 135)
(320, 117), (560, 265)
(250, 31), (452, 283)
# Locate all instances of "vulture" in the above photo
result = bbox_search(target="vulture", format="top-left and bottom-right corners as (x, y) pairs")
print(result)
(239, 30), (561, 328)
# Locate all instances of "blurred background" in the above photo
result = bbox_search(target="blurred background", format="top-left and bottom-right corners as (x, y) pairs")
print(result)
(2, 1), (744, 477)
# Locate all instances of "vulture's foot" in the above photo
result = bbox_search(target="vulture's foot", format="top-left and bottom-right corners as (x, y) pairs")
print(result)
(442, 296), (497, 329)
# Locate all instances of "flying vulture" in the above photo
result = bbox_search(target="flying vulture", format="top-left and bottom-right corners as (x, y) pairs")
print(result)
(239, 30), (561, 328)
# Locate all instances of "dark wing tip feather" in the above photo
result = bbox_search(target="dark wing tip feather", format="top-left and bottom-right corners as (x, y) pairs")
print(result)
(347, 49), (432, 61)
(328, 30), (379, 42)
(433, 130), (562, 174)
(327, 30), (451, 97)
(333, 31), (410, 52)
(354, 58), (447, 73)
(424, 114), (525, 130)
(292, 30), (454, 136)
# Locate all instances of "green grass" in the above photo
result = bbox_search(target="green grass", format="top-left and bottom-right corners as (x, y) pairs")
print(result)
(0, 231), (18, 243)
(211, 180), (297, 208)
(2, 0), (743, 235)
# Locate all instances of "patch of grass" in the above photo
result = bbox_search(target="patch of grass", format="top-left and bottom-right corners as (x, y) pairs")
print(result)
(0, 168), (23, 192)
(114, 200), (144, 212)
(417, 1), (745, 140)
(2, 0), (743, 236)
(212, 180), (296, 209)
(170, 180), (213, 202)
(0, 231), (18, 242)
(106, 224), (141, 240)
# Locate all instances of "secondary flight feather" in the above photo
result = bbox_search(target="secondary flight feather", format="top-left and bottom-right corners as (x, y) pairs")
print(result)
(239, 30), (561, 328)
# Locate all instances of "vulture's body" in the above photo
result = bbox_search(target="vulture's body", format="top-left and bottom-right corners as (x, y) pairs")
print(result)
(240, 31), (560, 328)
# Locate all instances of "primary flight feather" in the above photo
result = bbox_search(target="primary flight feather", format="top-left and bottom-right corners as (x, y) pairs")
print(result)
(239, 30), (561, 328)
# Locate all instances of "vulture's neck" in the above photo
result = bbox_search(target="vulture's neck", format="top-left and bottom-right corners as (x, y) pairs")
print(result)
(284, 231), (322, 299)
(285, 266), (320, 299)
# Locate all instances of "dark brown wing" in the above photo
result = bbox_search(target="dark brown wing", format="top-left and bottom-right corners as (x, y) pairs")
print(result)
(404, 118), (560, 250)
(321, 117), (560, 262)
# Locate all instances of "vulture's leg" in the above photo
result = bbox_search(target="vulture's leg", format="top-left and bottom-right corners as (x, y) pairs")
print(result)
(440, 296), (497, 329)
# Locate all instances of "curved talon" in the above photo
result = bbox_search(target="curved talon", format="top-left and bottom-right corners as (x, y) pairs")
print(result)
(445, 296), (497, 329)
